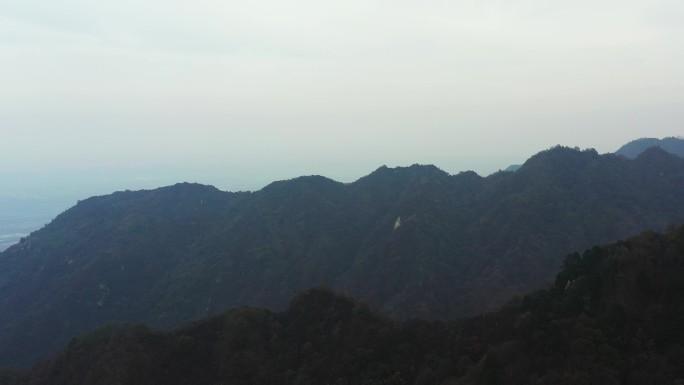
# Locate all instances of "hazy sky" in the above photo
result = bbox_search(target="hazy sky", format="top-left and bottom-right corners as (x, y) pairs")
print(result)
(1, 0), (683, 195)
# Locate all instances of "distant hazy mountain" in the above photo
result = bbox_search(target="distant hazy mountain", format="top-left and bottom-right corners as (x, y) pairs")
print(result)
(2, 146), (684, 367)
(503, 164), (521, 172)
(4, 226), (684, 384)
(615, 136), (684, 159)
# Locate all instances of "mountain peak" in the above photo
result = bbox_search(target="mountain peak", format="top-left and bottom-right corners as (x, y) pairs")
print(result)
(3, 148), (684, 367)
(615, 136), (684, 159)
(263, 175), (340, 188)
(358, 164), (450, 185)
(519, 145), (599, 172)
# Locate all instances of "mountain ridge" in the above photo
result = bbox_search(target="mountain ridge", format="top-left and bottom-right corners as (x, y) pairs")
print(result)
(2, 146), (684, 367)
(3, 225), (684, 384)
(615, 136), (684, 159)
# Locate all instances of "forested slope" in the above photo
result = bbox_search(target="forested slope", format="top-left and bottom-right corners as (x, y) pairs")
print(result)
(3, 226), (684, 384)
(1, 146), (684, 366)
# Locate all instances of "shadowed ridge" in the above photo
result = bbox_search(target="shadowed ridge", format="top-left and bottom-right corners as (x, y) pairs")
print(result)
(449, 170), (484, 193)
(254, 175), (346, 207)
(3, 147), (684, 368)
(352, 164), (450, 186)
(517, 145), (600, 171)
(260, 175), (344, 193)
(5, 226), (684, 384)
(347, 164), (452, 209)
(633, 144), (684, 165)
(616, 136), (684, 159)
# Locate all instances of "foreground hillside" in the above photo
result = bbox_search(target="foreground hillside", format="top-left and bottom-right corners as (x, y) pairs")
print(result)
(2, 226), (683, 384)
(2, 146), (684, 367)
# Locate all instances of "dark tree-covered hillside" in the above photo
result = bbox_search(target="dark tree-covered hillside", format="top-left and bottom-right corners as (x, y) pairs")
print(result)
(2, 146), (684, 367)
(3, 226), (684, 384)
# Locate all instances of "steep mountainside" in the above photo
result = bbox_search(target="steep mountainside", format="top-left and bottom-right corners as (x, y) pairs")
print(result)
(615, 136), (684, 159)
(2, 146), (684, 367)
(3, 226), (684, 384)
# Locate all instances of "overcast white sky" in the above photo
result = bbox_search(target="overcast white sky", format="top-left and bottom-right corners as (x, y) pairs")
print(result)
(1, 0), (683, 195)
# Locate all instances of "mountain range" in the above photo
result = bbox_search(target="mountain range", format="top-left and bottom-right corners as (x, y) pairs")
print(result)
(615, 136), (684, 159)
(2, 225), (683, 384)
(2, 145), (684, 367)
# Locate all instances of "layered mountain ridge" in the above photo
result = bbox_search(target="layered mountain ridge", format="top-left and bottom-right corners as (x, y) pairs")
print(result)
(615, 136), (684, 159)
(2, 146), (684, 367)
(3, 225), (683, 384)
